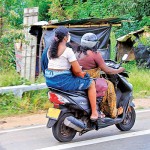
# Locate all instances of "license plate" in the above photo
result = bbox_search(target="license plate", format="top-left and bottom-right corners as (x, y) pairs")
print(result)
(46, 108), (61, 120)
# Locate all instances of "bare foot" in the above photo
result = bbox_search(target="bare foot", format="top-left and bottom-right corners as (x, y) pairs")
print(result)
(90, 111), (99, 120)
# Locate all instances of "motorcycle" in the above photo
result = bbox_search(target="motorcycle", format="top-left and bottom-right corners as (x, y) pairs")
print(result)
(46, 54), (136, 142)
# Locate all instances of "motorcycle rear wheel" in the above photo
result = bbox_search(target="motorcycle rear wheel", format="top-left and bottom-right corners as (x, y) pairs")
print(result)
(115, 106), (136, 131)
(52, 113), (76, 142)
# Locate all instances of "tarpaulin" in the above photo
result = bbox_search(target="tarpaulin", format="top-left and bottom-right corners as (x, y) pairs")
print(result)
(133, 44), (150, 68)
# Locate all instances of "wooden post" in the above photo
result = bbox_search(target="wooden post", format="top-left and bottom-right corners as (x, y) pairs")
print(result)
(22, 7), (38, 81)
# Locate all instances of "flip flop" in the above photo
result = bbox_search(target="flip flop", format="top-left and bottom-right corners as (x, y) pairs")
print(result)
(117, 107), (123, 116)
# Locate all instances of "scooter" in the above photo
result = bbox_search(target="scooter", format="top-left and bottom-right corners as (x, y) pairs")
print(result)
(46, 54), (136, 142)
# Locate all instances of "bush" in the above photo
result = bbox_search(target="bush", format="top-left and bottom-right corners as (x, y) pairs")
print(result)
(0, 69), (31, 87)
(0, 89), (52, 117)
(0, 28), (25, 71)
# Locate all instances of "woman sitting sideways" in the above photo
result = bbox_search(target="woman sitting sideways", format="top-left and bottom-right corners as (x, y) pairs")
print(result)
(76, 33), (125, 118)
(44, 26), (103, 121)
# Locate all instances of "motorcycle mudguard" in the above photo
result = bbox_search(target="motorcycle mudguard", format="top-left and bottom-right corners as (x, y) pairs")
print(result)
(47, 118), (57, 128)
(128, 95), (135, 107)
(129, 101), (135, 107)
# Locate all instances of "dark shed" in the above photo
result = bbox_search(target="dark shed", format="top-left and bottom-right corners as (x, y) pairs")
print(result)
(116, 27), (150, 68)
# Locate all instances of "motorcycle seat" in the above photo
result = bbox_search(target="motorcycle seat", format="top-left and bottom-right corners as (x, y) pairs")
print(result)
(48, 87), (103, 99)
(48, 87), (87, 97)
(70, 90), (87, 95)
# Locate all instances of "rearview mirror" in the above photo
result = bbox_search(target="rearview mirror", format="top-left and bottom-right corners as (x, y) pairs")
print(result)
(122, 54), (128, 61)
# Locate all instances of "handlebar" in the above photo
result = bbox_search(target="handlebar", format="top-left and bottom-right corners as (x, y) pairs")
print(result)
(105, 59), (129, 77)
(105, 60), (121, 69)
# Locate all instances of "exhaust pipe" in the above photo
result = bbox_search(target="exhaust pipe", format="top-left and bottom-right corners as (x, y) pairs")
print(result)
(64, 116), (86, 132)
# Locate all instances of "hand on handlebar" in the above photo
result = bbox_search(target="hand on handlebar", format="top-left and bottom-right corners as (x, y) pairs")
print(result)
(118, 67), (125, 73)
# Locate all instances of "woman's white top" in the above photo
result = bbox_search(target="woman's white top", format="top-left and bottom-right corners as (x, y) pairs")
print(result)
(48, 47), (77, 70)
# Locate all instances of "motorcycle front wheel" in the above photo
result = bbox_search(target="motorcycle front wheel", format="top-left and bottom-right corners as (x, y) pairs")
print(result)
(52, 113), (76, 142)
(115, 106), (136, 131)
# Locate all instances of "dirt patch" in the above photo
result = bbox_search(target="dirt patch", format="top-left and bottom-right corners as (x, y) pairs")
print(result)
(0, 98), (150, 130)
(134, 98), (150, 109)
(0, 113), (48, 130)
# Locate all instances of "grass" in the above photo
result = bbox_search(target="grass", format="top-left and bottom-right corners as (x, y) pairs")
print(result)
(0, 69), (46, 87)
(0, 70), (31, 87)
(0, 89), (53, 117)
(124, 62), (150, 98)
(110, 31), (117, 60)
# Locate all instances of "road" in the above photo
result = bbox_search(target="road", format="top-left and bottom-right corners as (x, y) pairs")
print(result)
(0, 109), (150, 150)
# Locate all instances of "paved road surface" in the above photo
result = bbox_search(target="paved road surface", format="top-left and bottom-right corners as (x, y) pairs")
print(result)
(0, 109), (150, 150)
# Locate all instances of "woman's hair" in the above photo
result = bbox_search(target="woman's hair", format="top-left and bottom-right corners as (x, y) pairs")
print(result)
(49, 26), (69, 58)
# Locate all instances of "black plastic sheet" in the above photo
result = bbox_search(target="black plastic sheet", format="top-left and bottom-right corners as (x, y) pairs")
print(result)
(133, 44), (150, 68)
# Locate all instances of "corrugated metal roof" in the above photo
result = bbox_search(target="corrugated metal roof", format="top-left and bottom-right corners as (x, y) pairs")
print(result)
(41, 17), (126, 28)
(117, 28), (145, 42)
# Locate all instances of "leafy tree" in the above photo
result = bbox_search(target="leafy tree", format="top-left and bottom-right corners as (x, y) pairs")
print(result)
(48, 0), (67, 20)
(1, 0), (149, 29)
(1, 0), (28, 27)
(0, 0), (50, 27)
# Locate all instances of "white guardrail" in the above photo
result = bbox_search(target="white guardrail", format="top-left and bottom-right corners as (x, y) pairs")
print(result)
(0, 83), (48, 98)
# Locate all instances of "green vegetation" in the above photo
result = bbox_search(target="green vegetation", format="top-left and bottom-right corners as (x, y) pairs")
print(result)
(110, 31), (117, 60)
(0, 70), (31, 87)
(0, 29), (25, 71)
(129, 68), (150, 98)
(122, 61), (150, 98)
(1, 0), (150, 32)
(0, 89), (54, 117)
(0, 69), (46, 87)
(0, 71), (52, 117)
(0, 0), (150, 117)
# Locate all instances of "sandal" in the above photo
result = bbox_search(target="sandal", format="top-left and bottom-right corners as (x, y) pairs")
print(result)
(117, 107), (123, 116)
(128, 106), (132, 112)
